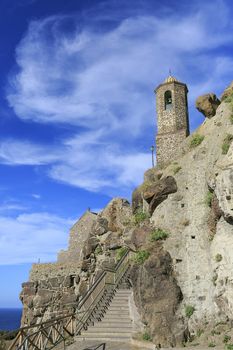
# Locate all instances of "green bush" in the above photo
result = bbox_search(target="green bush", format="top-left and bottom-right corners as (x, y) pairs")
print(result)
(134, 250), (150, 265)
(205, 191), (214, 207)
(142, 332), (152, 342)
(196, 329), (204, 337)
(226, 344), (233, 350)
(190, 134), (204, 148)
(185, 305), (195, 318)
(94, 245), (102, 255)
(173, 165), (182, 174)
(212, 273), (218, 286)
(223, 335), (231, 344)
(215, 254), (222, 262)
(116, 247), (128, 261)
(150, 228), (169, 241)
(222, 134), (233, 155)
(222, 93), (233, 103)
(208, 342), (216, 348)
(133, 211), (149, 224)
(230, 115), (233, 124)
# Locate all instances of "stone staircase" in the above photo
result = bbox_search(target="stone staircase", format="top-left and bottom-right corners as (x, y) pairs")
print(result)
(77, 289), (133, 342)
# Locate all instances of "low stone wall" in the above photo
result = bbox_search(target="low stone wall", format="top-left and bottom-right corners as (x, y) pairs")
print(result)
(30, 262), (81, 282)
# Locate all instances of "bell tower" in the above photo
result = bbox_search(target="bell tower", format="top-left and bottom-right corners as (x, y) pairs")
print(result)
(155, 75), (190, 166)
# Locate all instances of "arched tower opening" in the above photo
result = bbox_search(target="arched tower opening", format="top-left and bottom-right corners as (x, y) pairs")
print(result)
(164, 90), (173, 110)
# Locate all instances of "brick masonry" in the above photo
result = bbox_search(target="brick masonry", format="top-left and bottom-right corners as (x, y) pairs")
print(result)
(155, 78), (190, 166)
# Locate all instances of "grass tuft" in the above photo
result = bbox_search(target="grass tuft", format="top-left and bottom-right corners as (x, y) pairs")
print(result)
(142, 332), (152, 342)
(116, 247), (128, 261)
(222, 134), (233, 155)
(185, 305), (195, 318)
(150, 228), (169, 241)
(133, 211), (149, 225)
(134, 250), (150, 265)
(205, 190), (214, 207)
(190, 134), (204, 148)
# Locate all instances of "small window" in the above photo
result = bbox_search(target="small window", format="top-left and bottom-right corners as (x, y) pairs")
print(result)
(165, 90), (172, 110)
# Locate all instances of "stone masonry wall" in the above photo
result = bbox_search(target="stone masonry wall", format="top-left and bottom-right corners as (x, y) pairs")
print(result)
(57, 211), (97, 263)
(155, 81), (189, 166)
(156, 129), (187, 165)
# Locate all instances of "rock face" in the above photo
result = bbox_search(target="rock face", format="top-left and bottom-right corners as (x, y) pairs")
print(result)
(20, 90), (233, 347)
(131, 244), (183, 347)
(196, 93), (220, 118)
(147, 101), (233, 338)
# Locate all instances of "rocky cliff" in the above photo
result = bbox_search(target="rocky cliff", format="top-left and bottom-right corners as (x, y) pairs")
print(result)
(20, 84), (233, 347)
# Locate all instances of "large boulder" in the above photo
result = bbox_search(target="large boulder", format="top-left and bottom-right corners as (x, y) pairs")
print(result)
(101, 198), (132, 233)
(131, 225), (151, 249)
(196, 93), (220, 119)
(131, 245), (184, 346)
(142, 176), (177, 215)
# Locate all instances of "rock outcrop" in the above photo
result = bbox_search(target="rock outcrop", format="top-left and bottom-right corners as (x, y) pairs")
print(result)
(131, 244), (184, 347)
(196, 93), (220, 118)
(20, 87), (233, 348)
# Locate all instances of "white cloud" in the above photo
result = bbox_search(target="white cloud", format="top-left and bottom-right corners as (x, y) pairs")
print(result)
(3, 1), (233, 194)
(0, 140), (61, 165)
(0, 212), (74, 265)
(7, 3), (233, 129)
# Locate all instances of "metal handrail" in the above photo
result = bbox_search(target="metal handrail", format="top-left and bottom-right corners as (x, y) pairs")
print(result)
(6, 248), (131, 350)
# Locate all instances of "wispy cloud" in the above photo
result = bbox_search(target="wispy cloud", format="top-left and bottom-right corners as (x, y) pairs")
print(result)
(4, 0), (233, 194)
(0, 212), (74, 265)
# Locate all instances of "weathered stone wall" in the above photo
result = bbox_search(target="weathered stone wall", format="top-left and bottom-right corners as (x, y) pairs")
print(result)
(155, 81), (189, 166)
(156, 129), (187, 165)
(29, 262), (81, 282)
(57, 211), (97, 263)
(20, 198), (133, 328)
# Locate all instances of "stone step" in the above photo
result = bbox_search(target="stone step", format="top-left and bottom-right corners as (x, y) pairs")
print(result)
(108, 304), (129, 311)
(92, 322), (132, 332)
(82, 326), (132, 333)
(77, 333), (132, 340)
(101, 314), (130, 322)
(104, 309), (130, 314)
(95, 321), (132, 327)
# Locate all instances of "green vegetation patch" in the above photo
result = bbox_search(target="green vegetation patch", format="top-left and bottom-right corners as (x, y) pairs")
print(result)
(222, 93), (233, 103)
(226, 344), (233, 350)
(94, 245), (102, 255)
(134, 250), (150, 265)
(205, 190), (214, 207)
(215, 253), (222, 262)
(230, 115), (233, 124)
(116, 246), (128, 261)
(185, 305), (195, 318)
(196, 329), (204, 337)
(222, 134), (233, 155)
(150, 228), (169, 241)
(173, 165), (182, 175)
(208, 342), (216, 348)
(223, 335), (231, 344)
(142, 332), (152, 342)
(133, 210), (149, 225)
(190, 134), (204, 148)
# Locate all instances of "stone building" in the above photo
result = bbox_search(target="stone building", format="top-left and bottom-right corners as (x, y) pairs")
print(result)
(155, 75), (190, 166)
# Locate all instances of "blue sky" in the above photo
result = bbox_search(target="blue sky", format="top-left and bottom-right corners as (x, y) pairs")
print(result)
(0, 0), (233, 308)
